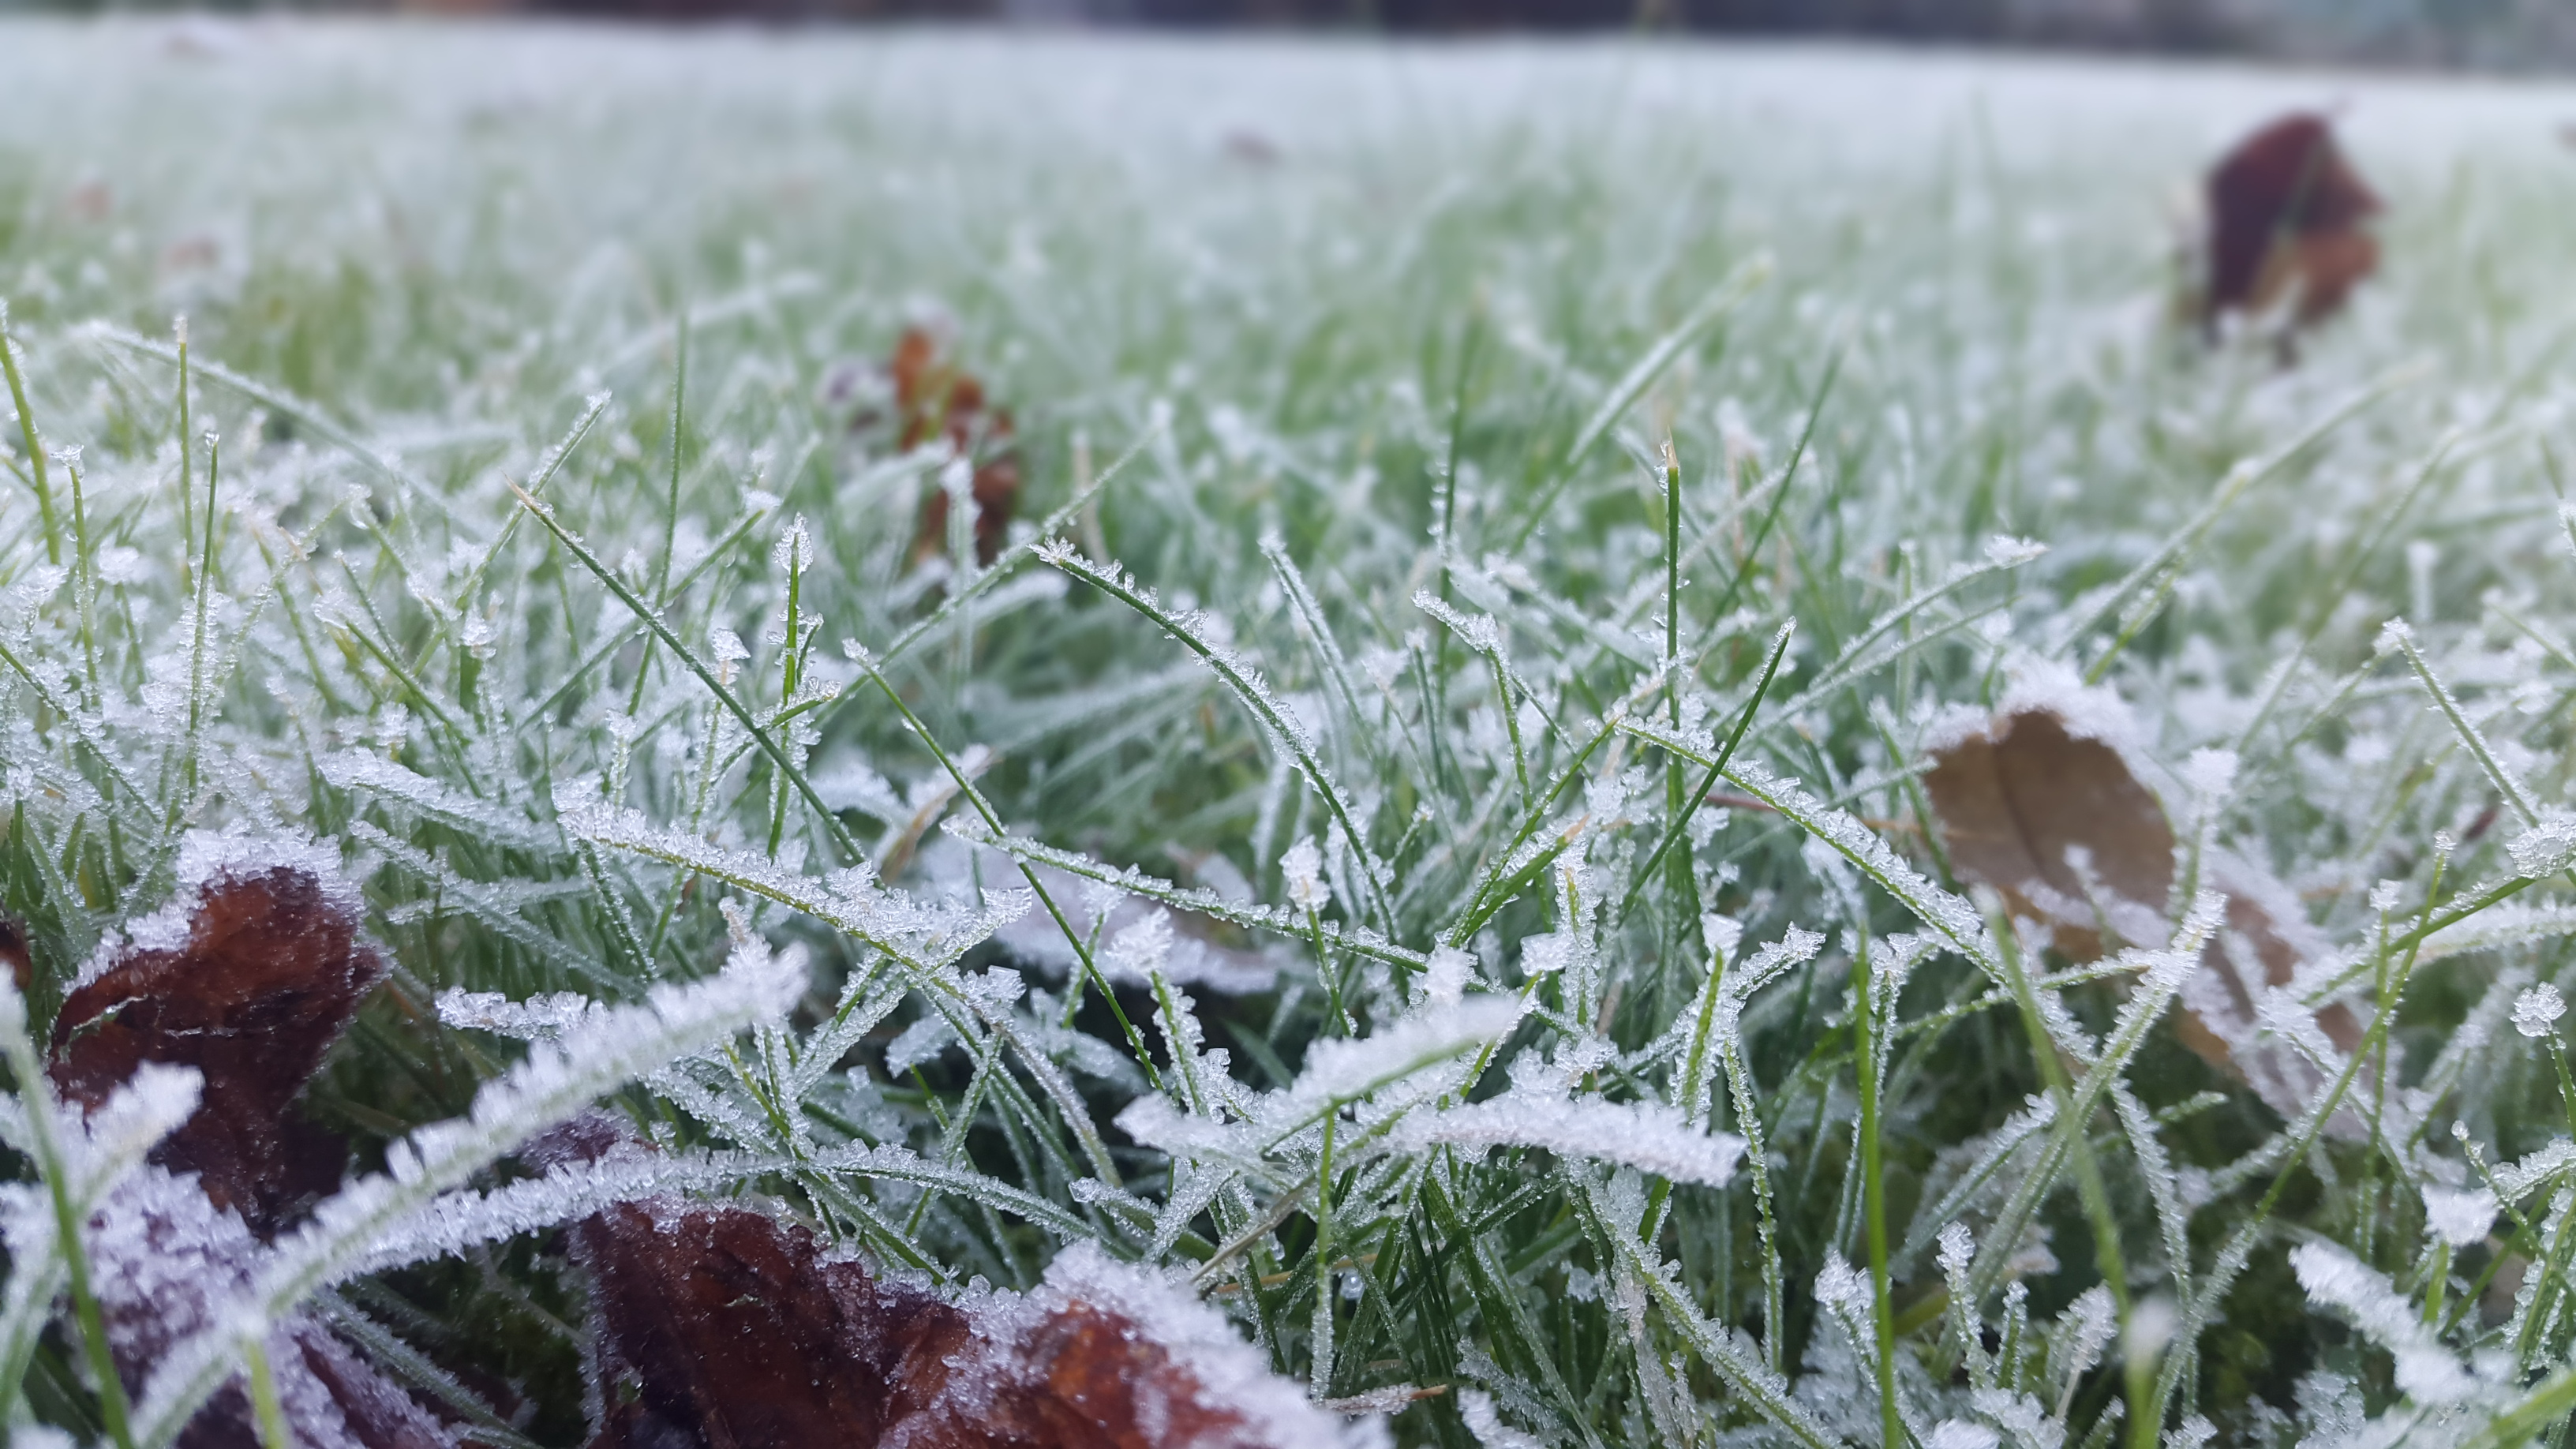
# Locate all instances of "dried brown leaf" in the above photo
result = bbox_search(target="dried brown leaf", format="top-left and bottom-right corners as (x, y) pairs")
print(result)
(57, 860), (454, 1447)
(2202, 111), (2381, 333)
(51, 863), (387, 1236)
(889, 325), (1022, 569)
(1925, 706), (2361, 1098)
(1922, 710), (2174, 963)
(576, 1196), (1357, 1449)
(92, 1165), (456, 1449)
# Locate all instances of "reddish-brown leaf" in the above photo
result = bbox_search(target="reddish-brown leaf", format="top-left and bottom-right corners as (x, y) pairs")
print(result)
(576, 1197), (1354, 1449)
(887, 325), (1022, 569)
(2203, 112), (2381, 331)
(89, 1161), (456, 1449)
(50, 862), (386, 1237)
(575, 1200), (969, 1448)
(1924, 706), (2362, 1106)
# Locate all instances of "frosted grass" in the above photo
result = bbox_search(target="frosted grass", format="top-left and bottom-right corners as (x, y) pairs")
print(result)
(2, 25), (2576, 1449)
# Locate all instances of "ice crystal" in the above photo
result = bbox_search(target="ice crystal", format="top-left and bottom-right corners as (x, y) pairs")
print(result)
(2514, 983), (2564, 1039)
(1386, 1090), (1745, 1187)
(2420, 1184), (2499, 1248)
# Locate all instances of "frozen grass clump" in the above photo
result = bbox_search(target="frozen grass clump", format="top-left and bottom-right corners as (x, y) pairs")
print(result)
(5, 23), (2576, 1447)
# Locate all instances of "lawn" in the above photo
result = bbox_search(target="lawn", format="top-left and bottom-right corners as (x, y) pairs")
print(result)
(4, 22), (2576, 1448)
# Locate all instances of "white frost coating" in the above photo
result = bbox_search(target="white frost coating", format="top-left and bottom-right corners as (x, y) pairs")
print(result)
(360, 1141), (725, 1273)
(376, 1141), (1088, 1276)
(1729, 927), (1826, 1004)
(2054, 1286), (2117, 1393)
(2290, 1241), (2476, 1403)
(2514, 983), (2566, 1039)
(72, 1064), (206, 1198)
(2123, 1296), (2175, 1368)
(1020, 1242), (1387, 1448)
(1998, 656), (2143, 749)
(1114, 1093), (1248, 1162)
(1704, 914), (1744, 959)
(73, 829), (357, 991)
(2163, 1417), (2218, 1449)
(1275, 996), (1524, 1117)
(2418, 904), (2576, 964)
(1320, 1385), (1422, 1416)
(1518, 932), (1574, 978)
(319, 750), (552, 848)
(885, 1013), (961, 1078)
(1412, 590), (1503, 655)
(1929, 1421), (2002, 1449)
(1282, 836), (1331, 912)
(913, 834), (1278, 994)
(436, 989), (601, 1041)
(1709, 927), (1826, 1076)
(1033, 541), (1388, 917)
(2493, 1139), (2576, 1203)
(2420, 1185), (2498, 1248)
(567, 803), (1028, 970)
(1722, 757), (1996, 970)
(1458, 1389), (1544, 1449)
(1983, 534), (2049, 568)
(2510, 813), (2576, 880)
(2181, 747), (2238, 802)
(1106, 910), (1176, 979)
(1424, 945), (1474, 1005)
(1970, 1387), (2063, 1449)
(86, 1166), (459, 1449)
(1814, 1251), (1869, 1314)
(1384, 1091), (1745, 1187)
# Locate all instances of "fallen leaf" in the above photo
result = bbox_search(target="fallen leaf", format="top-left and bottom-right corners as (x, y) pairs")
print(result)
(1921, 710), (2174, 963)
(89, 1167), (457, 1449)
(2201, 112), (2381, 335)
(56, 853), (456, 1447)
(576, 1199), (968, 1447)
(1924, 704), (2362, 1110)
(888, 325), (1022, 569)
(575, 1195), (1366, 1449)
(51, 859), (387, 1236)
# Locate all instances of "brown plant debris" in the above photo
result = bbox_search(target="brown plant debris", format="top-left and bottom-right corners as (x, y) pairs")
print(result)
(90, 1169), (457, 1449)
(889, 324), (1022, 569)
(2201, 111), (2381, 338)
(1924, 702), (2362, 1115)
(1922, 710), (2175, 964)
(575, 1196), (1366, 1449)
(51, 856), (388, 1237)
(55, 848), (460, 1447)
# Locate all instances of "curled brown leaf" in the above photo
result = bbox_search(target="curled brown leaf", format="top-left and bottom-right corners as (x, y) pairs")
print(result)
(1924, 706), (2361, 1110)
(2201, 111), (2381, 337)
(51, 861), (387, 1236)
(55, 856), (460, 1447)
